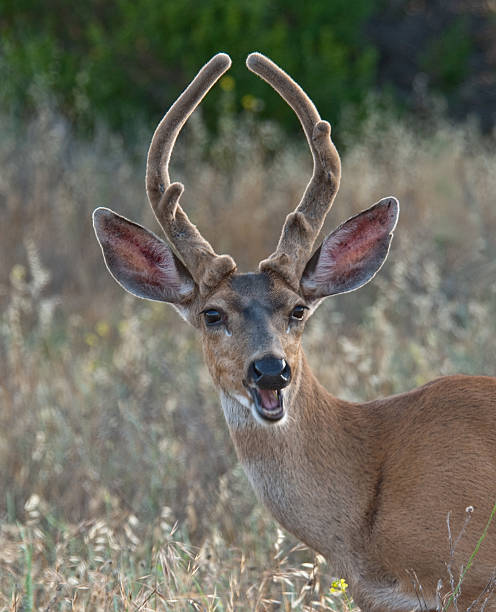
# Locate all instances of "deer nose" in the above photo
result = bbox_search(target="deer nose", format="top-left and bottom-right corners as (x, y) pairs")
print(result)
(249, 356), (292, 390)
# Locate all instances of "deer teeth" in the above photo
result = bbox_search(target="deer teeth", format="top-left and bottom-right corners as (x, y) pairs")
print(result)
(248, 387), (284, 422)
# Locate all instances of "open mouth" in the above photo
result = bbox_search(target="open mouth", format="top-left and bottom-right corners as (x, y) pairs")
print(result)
(248, 386), (285, 421)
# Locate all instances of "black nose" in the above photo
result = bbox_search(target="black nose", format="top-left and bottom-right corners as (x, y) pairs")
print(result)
(249, 356), (291, 390)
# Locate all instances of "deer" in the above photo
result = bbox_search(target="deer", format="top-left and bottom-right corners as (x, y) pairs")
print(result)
(92, 52), (496, 611)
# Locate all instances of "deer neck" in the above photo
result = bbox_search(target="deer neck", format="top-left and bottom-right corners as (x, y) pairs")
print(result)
(220, 351), (380, 570)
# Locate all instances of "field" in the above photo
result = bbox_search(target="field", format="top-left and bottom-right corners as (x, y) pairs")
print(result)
(1, 106), (495, 610)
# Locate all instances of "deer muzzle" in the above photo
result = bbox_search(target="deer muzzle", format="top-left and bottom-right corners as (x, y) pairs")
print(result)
(246, 356), (291, 422)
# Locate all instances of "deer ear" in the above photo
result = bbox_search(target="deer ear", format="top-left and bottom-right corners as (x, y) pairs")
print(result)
(93, 207), (195, 304)
(301, 197), (399, 301)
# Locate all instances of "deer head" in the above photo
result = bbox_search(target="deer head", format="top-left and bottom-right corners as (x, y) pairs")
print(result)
(93, 52), (398, 425)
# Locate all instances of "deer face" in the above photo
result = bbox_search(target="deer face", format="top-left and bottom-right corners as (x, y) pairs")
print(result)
(197, 272), (306, 423)
(93, 196), (398, 425)
(92, 207), (309, 423)
(93, 52), (399, 426)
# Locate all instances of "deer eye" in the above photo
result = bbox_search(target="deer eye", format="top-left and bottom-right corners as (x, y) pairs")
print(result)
(290, 305), (307, 320)
(203, 309), (223, 326)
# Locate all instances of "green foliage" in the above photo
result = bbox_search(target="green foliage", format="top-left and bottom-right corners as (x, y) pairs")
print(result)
(0, 0), (377, 136)
(421, 17), (473, 92)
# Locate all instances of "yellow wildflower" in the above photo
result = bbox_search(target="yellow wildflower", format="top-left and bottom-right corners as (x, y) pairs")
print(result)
(330, 578), (348, 594)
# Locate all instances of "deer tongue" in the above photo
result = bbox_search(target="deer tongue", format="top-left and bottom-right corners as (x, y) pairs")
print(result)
(258, 389), (281, 411)
(247, 386), (284, 421)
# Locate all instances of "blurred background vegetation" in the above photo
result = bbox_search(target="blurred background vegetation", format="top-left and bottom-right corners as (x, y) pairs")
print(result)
(2, 0), (496, 139)
(0, 0), (495, 609)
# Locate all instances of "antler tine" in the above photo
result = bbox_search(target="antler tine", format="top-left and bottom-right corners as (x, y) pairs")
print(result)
(246, 52), (341, 289)
(146, 53), (236, 293)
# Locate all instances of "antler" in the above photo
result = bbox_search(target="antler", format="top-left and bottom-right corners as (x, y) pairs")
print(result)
(246, 53), (341, 290)
(146, 53), (236, 295)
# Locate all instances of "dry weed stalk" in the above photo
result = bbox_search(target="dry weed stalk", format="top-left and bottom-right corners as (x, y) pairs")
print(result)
(0, 106), (495, 609)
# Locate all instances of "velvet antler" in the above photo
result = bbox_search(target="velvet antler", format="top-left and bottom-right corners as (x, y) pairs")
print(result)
(246, 53), (341, 290)
(146, 53), (236, 295)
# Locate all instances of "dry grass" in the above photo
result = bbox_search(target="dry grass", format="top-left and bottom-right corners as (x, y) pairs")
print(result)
(0, 105), (495, 609)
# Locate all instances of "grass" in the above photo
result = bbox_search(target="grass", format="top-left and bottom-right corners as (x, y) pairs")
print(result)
(442, 502), (496, 611)
(2, 505), (344, 610)
(0, 104), (495, 609)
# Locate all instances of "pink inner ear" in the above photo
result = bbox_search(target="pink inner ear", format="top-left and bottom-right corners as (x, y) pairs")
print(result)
(109, 219), (183, 292)
(304, 197), (398, 297)
(94, 208), (194, 302)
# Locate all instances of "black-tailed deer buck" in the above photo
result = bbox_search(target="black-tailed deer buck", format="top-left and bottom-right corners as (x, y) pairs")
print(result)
(93, 53), (496, 611)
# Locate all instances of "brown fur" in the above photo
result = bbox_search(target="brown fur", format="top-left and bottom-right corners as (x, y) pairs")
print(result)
(200, 273), (304, 395)
(207, 295), (496, 610)
(188, 270), (496, 610)
(94, 53), (496, 611)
